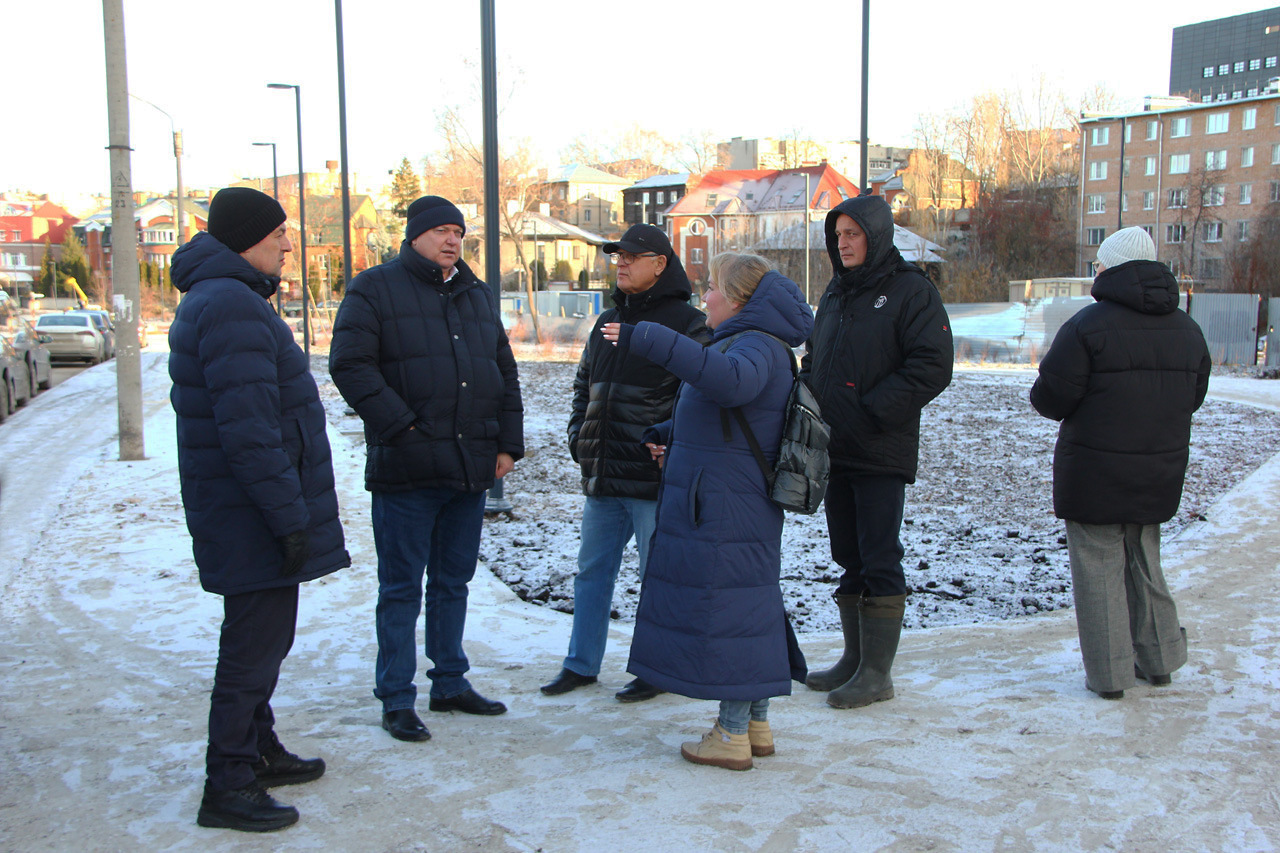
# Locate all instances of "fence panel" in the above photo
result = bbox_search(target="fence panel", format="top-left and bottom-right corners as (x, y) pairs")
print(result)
(1188, 293), (1258, 366)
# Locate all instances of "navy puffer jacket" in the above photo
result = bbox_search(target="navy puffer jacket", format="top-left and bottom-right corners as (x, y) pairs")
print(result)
(801, 195), (953, 483)
(329, 245), (523, 493)
(169, 232), (350, 595)
(1031, 259), (1211, 524)
(624, 271), (811, 701)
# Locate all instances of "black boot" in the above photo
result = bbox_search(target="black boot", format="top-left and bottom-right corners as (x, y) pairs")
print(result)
(196, 781), (298, 832)
(805, 593), (861, 691)
(827, 594), (906, 710)
(252, 731), (325, 787)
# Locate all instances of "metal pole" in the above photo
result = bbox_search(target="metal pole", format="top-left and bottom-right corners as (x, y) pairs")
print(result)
(335, 0), (353, 288)
(480, 0), (512, 514)
(254, 141), (282, 314)
(860, 0), (870, 195)
(296, 87), (309, 360)
(173, 130), (185, 247)
(102, 0), (144, 461)
(804, 170), (811, 305)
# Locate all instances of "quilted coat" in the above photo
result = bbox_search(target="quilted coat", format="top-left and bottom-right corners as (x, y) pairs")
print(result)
(169, 232), (350, 595)
(623, 271), (812, 700)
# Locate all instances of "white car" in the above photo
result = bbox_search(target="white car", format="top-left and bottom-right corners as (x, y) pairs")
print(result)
(34, 313), (105, 364)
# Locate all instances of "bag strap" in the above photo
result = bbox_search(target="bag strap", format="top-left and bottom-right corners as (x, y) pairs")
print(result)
(714, 330), (797, 487)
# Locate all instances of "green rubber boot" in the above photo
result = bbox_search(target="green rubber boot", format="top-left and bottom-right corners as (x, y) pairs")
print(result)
(805, 594), (862, 691)
(827, 594), (906, 710)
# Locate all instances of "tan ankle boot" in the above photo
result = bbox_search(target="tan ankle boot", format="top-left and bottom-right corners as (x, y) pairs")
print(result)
(747, 720), (774, 757)
(680, 721), (753, 771)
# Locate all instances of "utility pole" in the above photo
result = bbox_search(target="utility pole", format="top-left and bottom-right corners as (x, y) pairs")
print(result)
(860, 0), (871, 195)
(335, 0), (353, 288)
(102, 0), (144, 461)
(804, 170), (811, 304)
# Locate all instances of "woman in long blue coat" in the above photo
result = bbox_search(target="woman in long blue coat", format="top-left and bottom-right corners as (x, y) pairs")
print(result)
(602, 252), (812, 771)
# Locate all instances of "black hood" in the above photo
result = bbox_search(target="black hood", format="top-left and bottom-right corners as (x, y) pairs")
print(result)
(170, 231), (279, 299)
(611, 250), (694, 311)
(1091, 259), (1179, 316)
(824, 195), (905, 291)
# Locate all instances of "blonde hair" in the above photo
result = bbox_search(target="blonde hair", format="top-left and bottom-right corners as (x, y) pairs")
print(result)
(707, 252), (772, 307)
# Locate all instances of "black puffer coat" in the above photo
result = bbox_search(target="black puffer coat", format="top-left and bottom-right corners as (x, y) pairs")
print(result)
(568, 258), (709, 500)
(169, 232), (350, 595)
(1030, 259), (1211, 524)
(329, 245), (523, 493)
(800, 196), (953, 483)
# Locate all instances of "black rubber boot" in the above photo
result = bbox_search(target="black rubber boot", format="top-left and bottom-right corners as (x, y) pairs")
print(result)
(805, 594), (862, 691)
(827, 594), (906, 710)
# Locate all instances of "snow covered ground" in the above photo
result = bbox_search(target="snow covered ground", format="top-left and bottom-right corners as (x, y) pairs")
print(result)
(2, 349), (1279, 851)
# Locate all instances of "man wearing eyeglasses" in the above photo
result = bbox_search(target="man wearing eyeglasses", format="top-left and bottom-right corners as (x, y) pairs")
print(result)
(541, 223), (710, 701)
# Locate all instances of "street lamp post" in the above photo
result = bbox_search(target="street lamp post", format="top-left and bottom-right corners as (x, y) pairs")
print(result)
(268, 82), (309, 359)
(252, 141), (282, 315)
(128, 94), (185, 254)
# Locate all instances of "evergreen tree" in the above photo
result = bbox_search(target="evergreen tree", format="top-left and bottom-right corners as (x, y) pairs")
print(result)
(389, 157), (421, 219)
(39, 237), (57, 298)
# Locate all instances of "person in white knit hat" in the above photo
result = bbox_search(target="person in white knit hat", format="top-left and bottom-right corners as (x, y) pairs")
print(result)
(1030, 226), (1211, 700)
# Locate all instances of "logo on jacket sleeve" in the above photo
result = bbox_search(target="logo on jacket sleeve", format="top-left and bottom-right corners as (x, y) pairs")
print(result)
(874, 295), (887, 308)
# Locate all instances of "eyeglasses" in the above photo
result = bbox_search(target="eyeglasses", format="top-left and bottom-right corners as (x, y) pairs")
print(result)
(611, 251), (658, 266)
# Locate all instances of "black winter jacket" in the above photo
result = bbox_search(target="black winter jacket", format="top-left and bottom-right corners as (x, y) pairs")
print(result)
(329, 246), (523, 493)
(1030, 259), (1211, 524)
(169, 232), (350, 595)
(568, 259), (709, 500)
(800, 196), (954, 483)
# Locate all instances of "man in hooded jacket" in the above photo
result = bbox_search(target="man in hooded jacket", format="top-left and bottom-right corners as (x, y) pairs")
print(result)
(800, 194), (953, 710)
(1031, 226), (1210, 700)
(170, 186), (350, 832)
(539, 224), (710, 702)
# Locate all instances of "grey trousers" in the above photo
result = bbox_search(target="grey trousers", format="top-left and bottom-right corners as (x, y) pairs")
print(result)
(1065, 521), (1187, 693)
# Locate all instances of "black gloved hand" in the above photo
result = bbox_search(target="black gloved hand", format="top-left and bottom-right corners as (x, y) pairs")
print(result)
(279, 531), (311, 577)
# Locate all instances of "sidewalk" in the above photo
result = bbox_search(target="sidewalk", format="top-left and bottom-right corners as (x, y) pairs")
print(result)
(0, 357), (1277, 852)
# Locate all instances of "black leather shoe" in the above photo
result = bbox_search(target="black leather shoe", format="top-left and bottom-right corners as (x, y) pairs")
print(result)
(540, 668), (598, 696)
(252, 732), (325, 787)
(615, 677), (664, 703)
(1135, 665), (1172, 686)
(428, 688), (507, 715)
(382, 708), (432, 742)
(196, 781), (298, 832)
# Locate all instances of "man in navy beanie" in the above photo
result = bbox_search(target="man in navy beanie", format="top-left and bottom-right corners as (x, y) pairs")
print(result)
(170, 186), (350, 832)
(330, 196), (523, 742)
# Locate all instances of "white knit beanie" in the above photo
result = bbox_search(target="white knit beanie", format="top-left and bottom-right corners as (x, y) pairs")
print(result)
(1097, 226), (1156, 269)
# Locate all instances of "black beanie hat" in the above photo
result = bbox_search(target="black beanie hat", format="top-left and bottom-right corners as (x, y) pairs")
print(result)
(208, 187), (287, 253)
(405, 195), (466, 243)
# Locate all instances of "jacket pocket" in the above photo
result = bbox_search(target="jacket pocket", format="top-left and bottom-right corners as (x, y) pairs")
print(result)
(688, 467), (704, 528)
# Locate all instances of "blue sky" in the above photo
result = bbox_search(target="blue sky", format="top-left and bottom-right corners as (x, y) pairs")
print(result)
(4, 0), (1275, 201)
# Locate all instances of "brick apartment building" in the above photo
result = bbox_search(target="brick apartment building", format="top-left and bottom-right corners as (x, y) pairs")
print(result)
(1077, 93), (1280, 285)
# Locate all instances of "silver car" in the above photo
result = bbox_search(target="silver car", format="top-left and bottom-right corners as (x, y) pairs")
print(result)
(34, 313), (105, 364)
(66, 309), (116, 359)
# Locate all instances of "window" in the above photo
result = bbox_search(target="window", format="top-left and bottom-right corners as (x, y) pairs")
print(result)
(1217, 93), (1229, 102)
(0, 232), (6, 243)
(1124, 123), (1132, 143)
(1201, 257), (1222, 279)
(1169, 188), (1187, 208)
(1091, 127), (1110, 146)
(690, 248), (704, 264)
(1249, 88), (1261, 97)
(1272, 181), (1280, 202)
(705, 193), (717, 209)
(1244, 108), (1257, 130)
(1269, 56), (1278, 68)
(1204, 66), (1216, 78)
(583, 208), (591, 222)
(1276, 104), (1280, 125)
(1206, 185), (1226, 206)
(1206, 149), (1227, 170)
(656, 213), (665, 226)
(642, 192), (649, 204)
(1147, 120), (1159, 140)
(1167, 224), (1186, 243)
(572, 244), (580, 259)
(656, 191), (665, 204)
(1143, 191), (1156, 210)
(1086, 227), (1106, 246)
(1251, 58), (1262, 71)
(1141, 225), (1154, 240)
(1239, 220), (1251, 242)
(1243, 146), (1255, 167)
(1089, 161), (1108, 180)
(1170, 117), (1190, 137)
(1087, 194), (1106, 213)
(1219, 64), (1231, 75)
(1235, 61), (1246, 73)
(1206, 112), (1229, 134)
(1241, 183), (1253, 204)
(1145, 156), (1157, 176)
(1123, 158), (1131, 177)
(1169, 153), (1190, 174)
(1233, 91), (1244, 100)
(1121, 194), (1129, 212)
(1274, 143), (1280, 165)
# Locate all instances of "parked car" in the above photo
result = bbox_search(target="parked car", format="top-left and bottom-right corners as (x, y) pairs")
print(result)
(10, 318), (52, 395)
(0, 332), (34, 420)
(34, 313), (105, 364)
(67, 309), (116, 359)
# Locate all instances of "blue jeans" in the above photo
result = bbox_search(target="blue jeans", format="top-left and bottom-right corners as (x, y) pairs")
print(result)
(372, 487), (486, 711)
(562, 496), (657, 677)
(718, 698), (769, 735)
